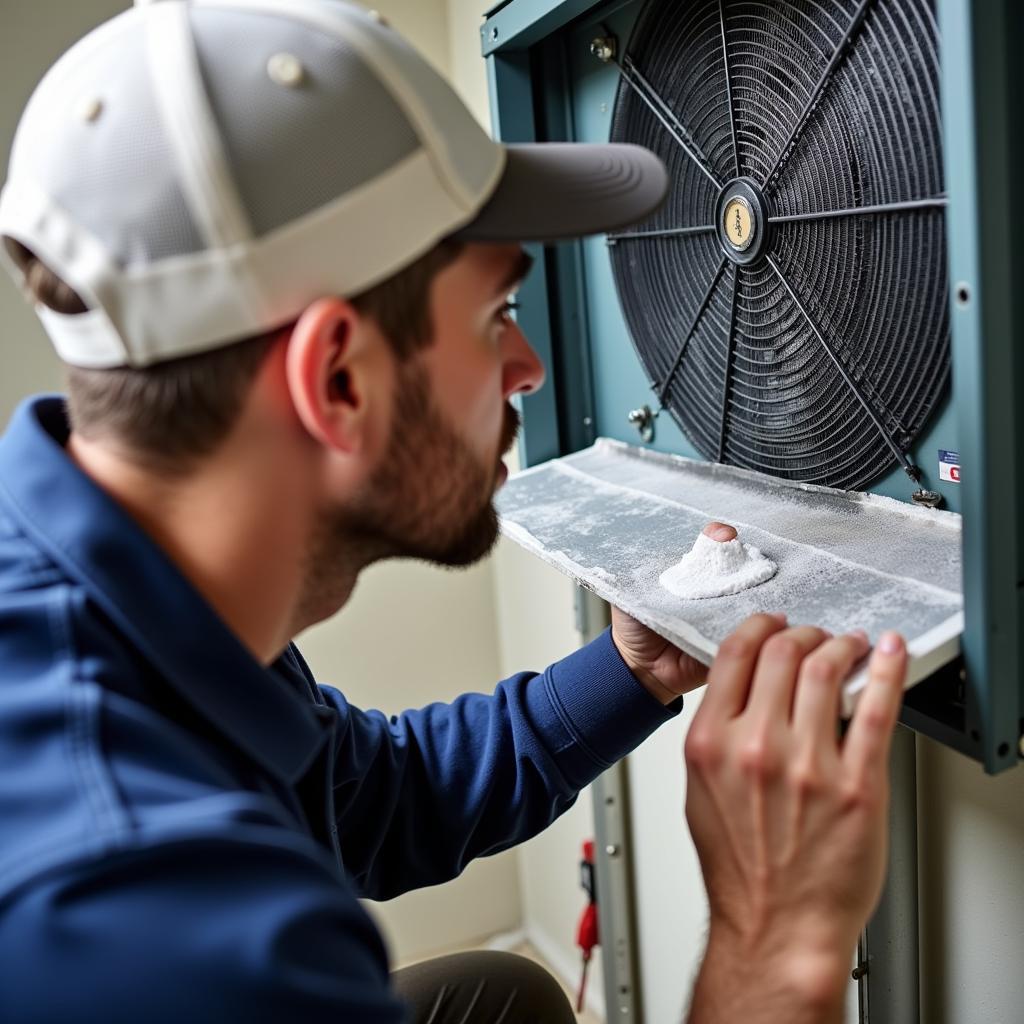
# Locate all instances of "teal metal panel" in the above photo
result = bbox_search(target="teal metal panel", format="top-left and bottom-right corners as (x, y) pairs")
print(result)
(481, 0), (604, 55)
(535, 35), (599, 454)
(939, 0), (1021, 772)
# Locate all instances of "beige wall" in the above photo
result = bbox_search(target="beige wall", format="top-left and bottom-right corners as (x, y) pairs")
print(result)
(918, 736), (1024, 1022)
(445, 0), (492, 130)
(0, 0), (119, 421)
(356, 0), (451, 76)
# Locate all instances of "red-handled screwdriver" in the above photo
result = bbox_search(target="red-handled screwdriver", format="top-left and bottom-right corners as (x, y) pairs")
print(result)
(575, 839), (599, 1013)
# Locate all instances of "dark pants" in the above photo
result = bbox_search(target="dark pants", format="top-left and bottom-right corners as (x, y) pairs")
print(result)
(392, 950), (577, 1023)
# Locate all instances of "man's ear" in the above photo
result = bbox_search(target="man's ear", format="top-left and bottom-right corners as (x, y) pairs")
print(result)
(285, 297), (383, 454)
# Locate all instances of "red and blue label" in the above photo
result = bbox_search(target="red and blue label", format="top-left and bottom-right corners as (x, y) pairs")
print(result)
(939, 449), (960, 483)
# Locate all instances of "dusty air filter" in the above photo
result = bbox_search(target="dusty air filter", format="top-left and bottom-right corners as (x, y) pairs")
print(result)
(606, 0), (949, 491)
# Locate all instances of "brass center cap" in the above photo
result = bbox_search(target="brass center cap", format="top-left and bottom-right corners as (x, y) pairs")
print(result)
(723, 196), (755, 251)
(715, 179), (769, 265)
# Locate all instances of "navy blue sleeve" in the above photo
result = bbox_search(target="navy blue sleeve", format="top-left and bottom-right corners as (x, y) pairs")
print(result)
(0, 835), (407, 1024)
(318, 628), (680, 900)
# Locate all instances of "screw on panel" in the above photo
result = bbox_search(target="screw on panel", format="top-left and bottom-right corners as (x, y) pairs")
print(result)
(490, 26), (499, 42)
(911, 488), (943, 509)
(591, 36), (616, 62)
(605, 844), (620, 857)
(627, 405), (656, 443)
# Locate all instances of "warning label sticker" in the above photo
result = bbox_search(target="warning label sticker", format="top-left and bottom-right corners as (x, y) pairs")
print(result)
(939, 449), (960, 483)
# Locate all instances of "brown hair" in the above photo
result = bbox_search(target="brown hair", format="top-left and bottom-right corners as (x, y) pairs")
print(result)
(2, 237), (463, 472)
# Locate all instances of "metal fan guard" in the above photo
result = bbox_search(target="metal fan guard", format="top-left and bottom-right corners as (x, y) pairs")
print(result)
(607, 0), (950, 491)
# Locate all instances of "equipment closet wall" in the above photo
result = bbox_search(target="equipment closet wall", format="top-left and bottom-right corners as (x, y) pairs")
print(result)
(485, 0), (1024, 1019)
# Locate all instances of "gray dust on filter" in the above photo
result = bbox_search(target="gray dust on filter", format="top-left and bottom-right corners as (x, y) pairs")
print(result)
(659, 531), (777, 599)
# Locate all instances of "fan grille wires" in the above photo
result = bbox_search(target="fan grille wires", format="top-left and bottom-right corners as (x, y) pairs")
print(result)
(607, 0), (948, 491)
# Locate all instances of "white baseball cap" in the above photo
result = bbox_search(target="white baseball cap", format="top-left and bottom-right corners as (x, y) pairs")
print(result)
(0, 0), (667, 369)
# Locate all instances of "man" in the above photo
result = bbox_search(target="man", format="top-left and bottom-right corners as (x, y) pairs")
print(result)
(0, 2), (907, 1021)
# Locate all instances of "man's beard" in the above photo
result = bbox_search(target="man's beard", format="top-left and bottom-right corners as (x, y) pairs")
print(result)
(298, 357), (520, 622)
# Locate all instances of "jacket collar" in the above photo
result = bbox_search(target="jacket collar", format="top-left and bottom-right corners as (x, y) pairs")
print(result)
(0, 396), (326, 784)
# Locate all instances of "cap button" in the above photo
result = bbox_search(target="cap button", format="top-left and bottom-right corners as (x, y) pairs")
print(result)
(78, 97), (104, 123)
(267, 53), (305, 88)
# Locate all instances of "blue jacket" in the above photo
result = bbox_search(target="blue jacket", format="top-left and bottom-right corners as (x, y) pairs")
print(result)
(0, 396), (678, 1022)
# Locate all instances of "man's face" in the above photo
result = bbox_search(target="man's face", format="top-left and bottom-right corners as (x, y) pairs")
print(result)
(322, 244), (543, 569)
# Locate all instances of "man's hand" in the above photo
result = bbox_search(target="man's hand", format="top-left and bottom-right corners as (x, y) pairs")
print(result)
(684, 614), (907, 1023)
(611, 603), (707, 704)
(611, 522), (740, 704)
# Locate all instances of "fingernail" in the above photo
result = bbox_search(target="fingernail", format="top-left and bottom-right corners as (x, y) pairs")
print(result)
(878, 631), (903, 655)
(705, 522), (737, 542)
(770, 612), (787, 624)
(850, 629), (869, 643)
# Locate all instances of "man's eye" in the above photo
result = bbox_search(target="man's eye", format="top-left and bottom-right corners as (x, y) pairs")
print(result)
(498, 299), (520, 321)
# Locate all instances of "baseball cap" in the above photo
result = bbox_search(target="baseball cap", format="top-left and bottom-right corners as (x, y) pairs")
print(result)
(0, 0), (668, 369)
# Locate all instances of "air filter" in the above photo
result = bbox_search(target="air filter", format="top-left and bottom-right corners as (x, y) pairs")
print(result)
(497, 439), (963, 714)
(606, 0), (949, 491)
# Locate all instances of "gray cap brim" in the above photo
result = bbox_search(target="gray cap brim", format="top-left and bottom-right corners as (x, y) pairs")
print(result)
(455, 143), (668, 243)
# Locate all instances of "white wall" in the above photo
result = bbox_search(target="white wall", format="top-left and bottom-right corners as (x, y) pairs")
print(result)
(918, 736), (1024, 1023)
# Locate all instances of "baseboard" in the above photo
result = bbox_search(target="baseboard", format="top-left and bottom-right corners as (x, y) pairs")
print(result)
(483, 927), (528, 952)
(525, 922), (606, 1022)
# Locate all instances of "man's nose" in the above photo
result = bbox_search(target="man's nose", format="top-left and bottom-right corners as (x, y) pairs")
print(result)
(502, 323), (546, 398)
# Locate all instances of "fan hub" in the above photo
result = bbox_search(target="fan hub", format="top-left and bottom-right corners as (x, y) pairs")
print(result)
(716, 178), (770, 264)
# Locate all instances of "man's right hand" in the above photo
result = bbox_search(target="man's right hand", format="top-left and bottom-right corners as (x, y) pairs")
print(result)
(684, 614), (907, 1023)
